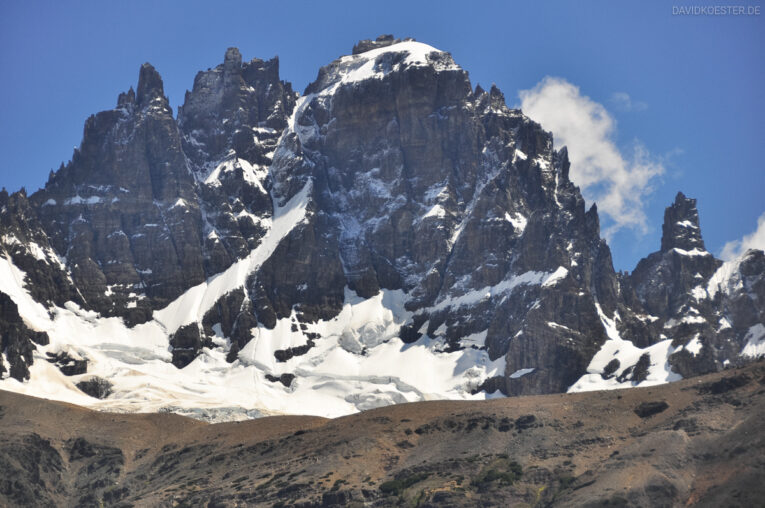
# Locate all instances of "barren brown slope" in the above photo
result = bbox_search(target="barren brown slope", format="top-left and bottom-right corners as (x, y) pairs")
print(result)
(1, 361), (764, 507)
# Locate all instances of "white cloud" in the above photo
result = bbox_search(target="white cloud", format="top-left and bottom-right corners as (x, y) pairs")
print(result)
(519, 77), (664, 237)
(610, 92), (648, 112)
(720, 212), (765, 261)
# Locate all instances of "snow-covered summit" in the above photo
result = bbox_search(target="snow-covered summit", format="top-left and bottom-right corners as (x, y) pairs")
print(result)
(306, 39), (462, 95)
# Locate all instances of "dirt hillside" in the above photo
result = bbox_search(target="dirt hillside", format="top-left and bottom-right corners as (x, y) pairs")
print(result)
(1, 361), (764, 507)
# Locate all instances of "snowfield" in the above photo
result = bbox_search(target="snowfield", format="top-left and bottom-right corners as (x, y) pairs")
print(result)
(0, 180), (507, 421)
(0, 251), (506, 420)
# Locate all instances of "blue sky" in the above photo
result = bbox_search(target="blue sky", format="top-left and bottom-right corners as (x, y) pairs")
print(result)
(0, 0), (762, 270)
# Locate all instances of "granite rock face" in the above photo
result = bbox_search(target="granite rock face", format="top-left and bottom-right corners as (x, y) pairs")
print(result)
(238, 43), (620, 396)
(22, 50), (297, 328)
(0, 189), (81, 308)
(29, 63), (203, 325)
(178, 47), (296, 167)
(0, 293), (49, 381)
(177, 48), (298, 276)
(0, 38), (762, 401)
(625, 193), (748, 379)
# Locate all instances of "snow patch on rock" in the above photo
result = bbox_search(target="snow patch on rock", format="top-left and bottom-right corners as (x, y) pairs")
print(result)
(568, 303), (682, 392)
(741, 324), (765, 358)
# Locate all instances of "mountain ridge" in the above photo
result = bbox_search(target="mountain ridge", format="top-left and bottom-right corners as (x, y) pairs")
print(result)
(0, 36), (763, 419)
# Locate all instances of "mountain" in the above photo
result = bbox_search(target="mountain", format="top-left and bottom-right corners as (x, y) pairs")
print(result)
(0, 35), (763, 419)
(1, 361), (763, 506)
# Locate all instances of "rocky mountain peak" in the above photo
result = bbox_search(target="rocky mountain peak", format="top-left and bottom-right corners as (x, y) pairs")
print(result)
(177, 47), (296, 168)
(489, 84), (508, 110)
(117, 87), (136, 107)
(660, 191), (706, 253)
(556, 146), (571, 181)
(304, 39), (463, 98)
(136, 62), (166, 107)
(585, 202), (600, 235)
(224, 46), (242, 69)
(352, 34), (414, 55)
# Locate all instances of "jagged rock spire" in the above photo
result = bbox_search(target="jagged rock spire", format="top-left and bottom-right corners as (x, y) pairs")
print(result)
(117, 87), (135, 107)
(177, 46), (297, 167)
(136, 63), (165, 106)
(660, 191), (706, 253)
(223, 47), (242, 70)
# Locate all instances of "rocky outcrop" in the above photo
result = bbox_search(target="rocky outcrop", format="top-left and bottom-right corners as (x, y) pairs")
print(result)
(705, 249), (765, 367)
(45, 351), (87, 376)
(715, 249), (765, 330)
(0, 189), (81, 308)
(29, 63), (203, 325)
(177, 48), (298, 276)
(170, 323), (212, 368)
(352, 34), (413, 55)
(0, 293), (48, 381)
(631, 193), (721, 318)
(660, 192), (706, 253)
(178, 47), (296, 167)
(75, 377), (113, 399)
(626, 192), (737, 378)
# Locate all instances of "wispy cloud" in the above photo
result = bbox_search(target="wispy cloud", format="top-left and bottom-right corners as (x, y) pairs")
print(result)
(518, 77), (664, 237)
(720, 212), (765, 261)
(609, 92), (648, 112)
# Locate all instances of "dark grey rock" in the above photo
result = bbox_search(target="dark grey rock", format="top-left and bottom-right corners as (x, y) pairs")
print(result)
(76, 377), (113, 399)
(170, 324), (212, 368)
(634, 401), (669, 418)
(697, 374), (750, 395)
(352, 35), (413, 55)
(265, 373), (295, 388)
(660, 192), (706, 253)
(0, 292), (48, 381)
(46, 351), (87, 376)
